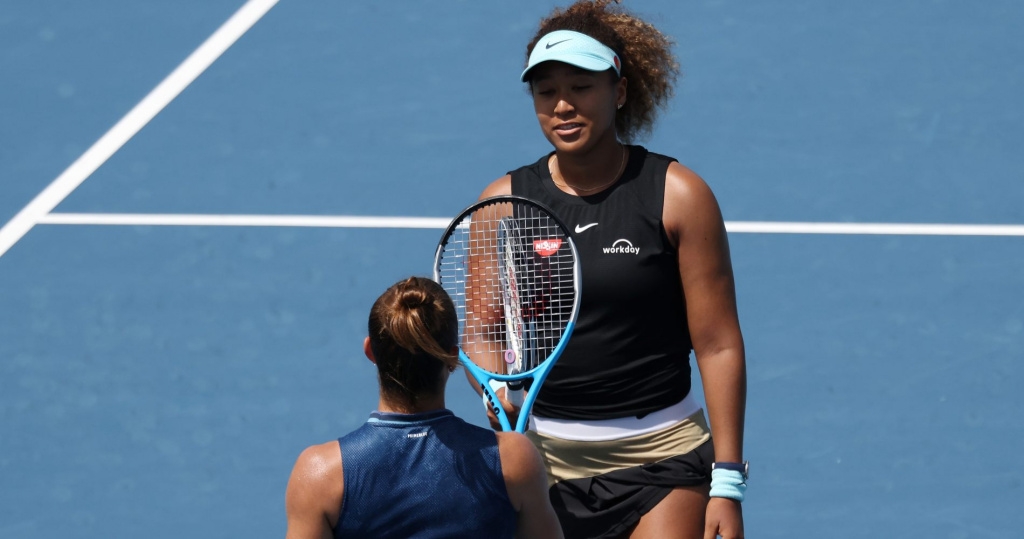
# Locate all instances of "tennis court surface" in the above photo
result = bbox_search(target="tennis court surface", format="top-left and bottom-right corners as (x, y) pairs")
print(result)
(2, 1), (1021, 537)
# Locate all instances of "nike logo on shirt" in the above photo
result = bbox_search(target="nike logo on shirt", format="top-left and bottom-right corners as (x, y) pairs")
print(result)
(575, 223), (599, 233)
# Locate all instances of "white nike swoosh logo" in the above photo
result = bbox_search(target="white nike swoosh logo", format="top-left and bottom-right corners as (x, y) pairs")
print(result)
(574, 223), (599, 233)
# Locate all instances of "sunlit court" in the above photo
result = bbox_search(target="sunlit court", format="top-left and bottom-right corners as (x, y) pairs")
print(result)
(2, 1), (1022, 537)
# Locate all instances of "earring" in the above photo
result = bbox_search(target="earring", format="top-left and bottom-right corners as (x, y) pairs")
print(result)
(617, 103), (624, 110)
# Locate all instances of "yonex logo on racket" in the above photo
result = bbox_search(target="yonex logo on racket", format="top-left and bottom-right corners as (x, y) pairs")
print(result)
(602, 239), (640, 255)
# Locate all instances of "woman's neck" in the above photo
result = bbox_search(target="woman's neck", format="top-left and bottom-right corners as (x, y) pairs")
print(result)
(550, 139), (627, 194)
(377, 393), (446, 414)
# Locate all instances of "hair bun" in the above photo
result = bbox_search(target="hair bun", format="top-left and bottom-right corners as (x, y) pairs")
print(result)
(397, 288), (430, 310)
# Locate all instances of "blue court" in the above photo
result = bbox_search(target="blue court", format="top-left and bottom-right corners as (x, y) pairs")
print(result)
(2, 1), (1022, 537)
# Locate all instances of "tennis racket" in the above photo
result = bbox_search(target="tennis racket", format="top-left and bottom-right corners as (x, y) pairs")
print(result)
(433, 195), (581, 432)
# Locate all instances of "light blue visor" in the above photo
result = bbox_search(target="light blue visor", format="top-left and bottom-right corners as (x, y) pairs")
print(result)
(521, 30), (621, 82)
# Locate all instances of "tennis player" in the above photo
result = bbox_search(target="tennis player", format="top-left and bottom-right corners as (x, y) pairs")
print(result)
(476, 1), (748, 538)
(284, 277), (562, 539)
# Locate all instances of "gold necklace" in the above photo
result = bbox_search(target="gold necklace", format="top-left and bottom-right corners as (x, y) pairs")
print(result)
(550, 145), (627, 193)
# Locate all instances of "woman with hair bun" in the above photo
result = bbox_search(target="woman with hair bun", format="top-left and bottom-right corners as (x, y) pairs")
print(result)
(477, 1), (748, 538)
(285, 277), (562, 539)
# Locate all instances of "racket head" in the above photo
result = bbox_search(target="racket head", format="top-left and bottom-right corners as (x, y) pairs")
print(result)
(433, 196), (581, 431)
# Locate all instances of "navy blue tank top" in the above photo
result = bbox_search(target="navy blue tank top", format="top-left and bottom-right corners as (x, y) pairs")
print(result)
(510, 146), (693, 420)
(334, 409), (517, 539)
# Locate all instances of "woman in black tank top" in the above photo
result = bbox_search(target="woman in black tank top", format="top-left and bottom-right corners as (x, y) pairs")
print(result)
(474, 2), (749, 538)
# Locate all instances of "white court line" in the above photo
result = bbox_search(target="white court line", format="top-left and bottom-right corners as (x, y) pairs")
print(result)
(726, 221), (1024, 236)
(35, 212), (1024, 236)
(0, 0), (280, 260)
(38, 213), (452, 229)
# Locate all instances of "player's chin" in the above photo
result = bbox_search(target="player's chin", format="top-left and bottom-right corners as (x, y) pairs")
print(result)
(546, 132), (588, 153)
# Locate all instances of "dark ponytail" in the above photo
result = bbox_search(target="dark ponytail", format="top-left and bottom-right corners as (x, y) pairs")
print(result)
(367, 277), (459, 407)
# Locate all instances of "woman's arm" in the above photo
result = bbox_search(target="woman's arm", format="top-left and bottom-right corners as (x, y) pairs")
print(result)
(497, 432), (564, 539)
(284, 442), (344, 539)
(663, 162), (746, 539)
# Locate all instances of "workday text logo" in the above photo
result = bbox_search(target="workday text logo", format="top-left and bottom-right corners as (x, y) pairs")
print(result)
(602, 239), (640, 255)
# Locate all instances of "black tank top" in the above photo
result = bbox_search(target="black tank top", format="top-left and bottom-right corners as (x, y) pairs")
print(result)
(510, 145), (693, 420)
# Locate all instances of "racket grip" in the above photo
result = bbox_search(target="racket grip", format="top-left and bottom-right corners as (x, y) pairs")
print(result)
(506, 389), (524, 407)
(506, 381), (525, 407)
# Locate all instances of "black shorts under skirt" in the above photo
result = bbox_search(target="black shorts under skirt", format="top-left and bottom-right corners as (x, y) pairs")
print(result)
(547, 438), (715, 539)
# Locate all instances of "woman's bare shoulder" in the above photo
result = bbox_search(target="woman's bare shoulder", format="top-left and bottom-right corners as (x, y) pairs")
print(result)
(479, 175), (513, 199)
(663, 161), (725, 244)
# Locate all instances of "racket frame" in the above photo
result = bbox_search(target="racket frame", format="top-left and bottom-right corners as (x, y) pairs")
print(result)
(433, 195), (581, 432)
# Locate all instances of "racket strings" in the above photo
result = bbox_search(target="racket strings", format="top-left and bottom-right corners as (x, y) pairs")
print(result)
(437, 201), (577, 376)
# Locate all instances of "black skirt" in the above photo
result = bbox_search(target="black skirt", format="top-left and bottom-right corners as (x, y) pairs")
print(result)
(548, 438), (715, 539)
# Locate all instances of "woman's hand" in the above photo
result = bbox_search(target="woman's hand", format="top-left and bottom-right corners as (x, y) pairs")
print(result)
(485, 384), (522, 431)
(704, 497), (744, 539)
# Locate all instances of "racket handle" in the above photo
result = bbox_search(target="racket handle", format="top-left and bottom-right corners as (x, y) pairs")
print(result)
(506, 381), (525, 407)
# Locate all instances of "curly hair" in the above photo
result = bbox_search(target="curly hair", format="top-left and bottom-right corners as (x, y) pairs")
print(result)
(525, 0), (679, 143)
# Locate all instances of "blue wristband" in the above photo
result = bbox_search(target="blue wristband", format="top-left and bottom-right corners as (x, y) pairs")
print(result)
(709, 468), (747, 502)
(712, 461), (748, 476)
